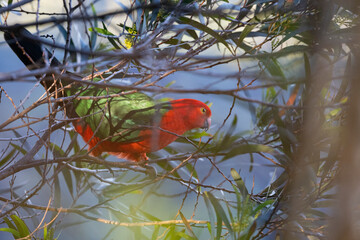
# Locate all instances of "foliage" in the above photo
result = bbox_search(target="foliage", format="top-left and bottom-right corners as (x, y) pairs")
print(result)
(0, 0), (359, 239)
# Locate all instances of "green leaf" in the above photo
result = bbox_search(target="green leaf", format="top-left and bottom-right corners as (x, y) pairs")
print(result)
(12, 130), (31, 150)
(49, 143), (65, 157)
(118, 23), (133, 32)
(90, 27), (115, 37)
(0, 148), (16, 168)
(69, 130), (80, 154)
(10, 143), (27, 155)
(44, 226), (48, 240)
(0, 227), (20, 239)
(205, 192), (234, 239)
(185, 131), (212, 140)
(136, 208), (161, 222)
(215, 210), (223, 240)
(215, 115), (238, 152)
(10, 215), (30, 237)
(4, 217), (16, 230)
(56, 24), (77, 63)
(90, 3), (98, 49)
(251, 199), (274, 215)
(275, 45), (309, 57)
(91, 23), (121, 49)
(164, 225), (176, 240)
(179, 17), (231, 52)
(261, 57), (286, 84)
(62, 167), (74, 198)
(273, 26), (310, 49)
(180, 212), (198, 239)
(245, 221), (257, 240)
(164, 81), (176, 88)
(259, 171), (288, 195)
(185, 163), (198, 180)
(203, 193), (215, 240)
(238, 24), (256, 45)
(156, 160), (181, 178)
(186, 29), (198, 40)
(231, 184), (242, 218)
(51, 169), (62, 228)
(151, 225), (160, 240)
(43, 226), (56, 240)
(163, 39), (191, 50)
(222, 144), (274, 161)
(230, 169), (249, 198)
(176, 231), (197, 240)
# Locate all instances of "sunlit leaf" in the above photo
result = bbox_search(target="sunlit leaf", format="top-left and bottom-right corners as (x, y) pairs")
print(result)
(230, 168), (249, 198)
(0, 227), (20, 239)
(180, 211), (198, 239)
(3, 217), (16, 232)
(11, 215), (30, 237)
(151, 225), (160, 240)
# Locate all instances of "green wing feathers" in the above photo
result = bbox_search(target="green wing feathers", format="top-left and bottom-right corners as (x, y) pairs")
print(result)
(72, 87), (170, 142)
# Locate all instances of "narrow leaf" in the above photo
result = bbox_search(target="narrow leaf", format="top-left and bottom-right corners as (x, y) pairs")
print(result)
(0, 148), (16, 168)
(230, 169), (249, 198)
(10, 143), (27, 155)
(222, 144), (273, 161)
(151, 225), (160, 240)
(179, 17), (231, 52)
(238, 24), (256, 45)
(180, 211), (198, 239)
(11, 215), (30, 237)
(0, 228), (20, 238)
(203, 192), (215, 240)
(3, 217), (16, 230)
(62, 167), (74, 198)
(205, 192), (234, 238)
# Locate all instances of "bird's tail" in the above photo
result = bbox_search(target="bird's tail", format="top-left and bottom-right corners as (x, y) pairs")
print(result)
(4, 26), (60, 71)
(4, 26), (79, 118)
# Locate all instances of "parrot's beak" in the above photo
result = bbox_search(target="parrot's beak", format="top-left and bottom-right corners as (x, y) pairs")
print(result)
(202, 117), (211, 131)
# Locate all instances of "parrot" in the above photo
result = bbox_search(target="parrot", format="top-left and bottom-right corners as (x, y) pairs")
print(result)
(4, 27), (212, 162)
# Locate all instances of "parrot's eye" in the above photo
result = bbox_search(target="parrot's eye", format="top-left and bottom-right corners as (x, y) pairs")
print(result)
(200, 107), (206, 114)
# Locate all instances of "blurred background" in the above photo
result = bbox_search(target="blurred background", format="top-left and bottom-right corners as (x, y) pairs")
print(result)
(0, 0), (358, 239)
